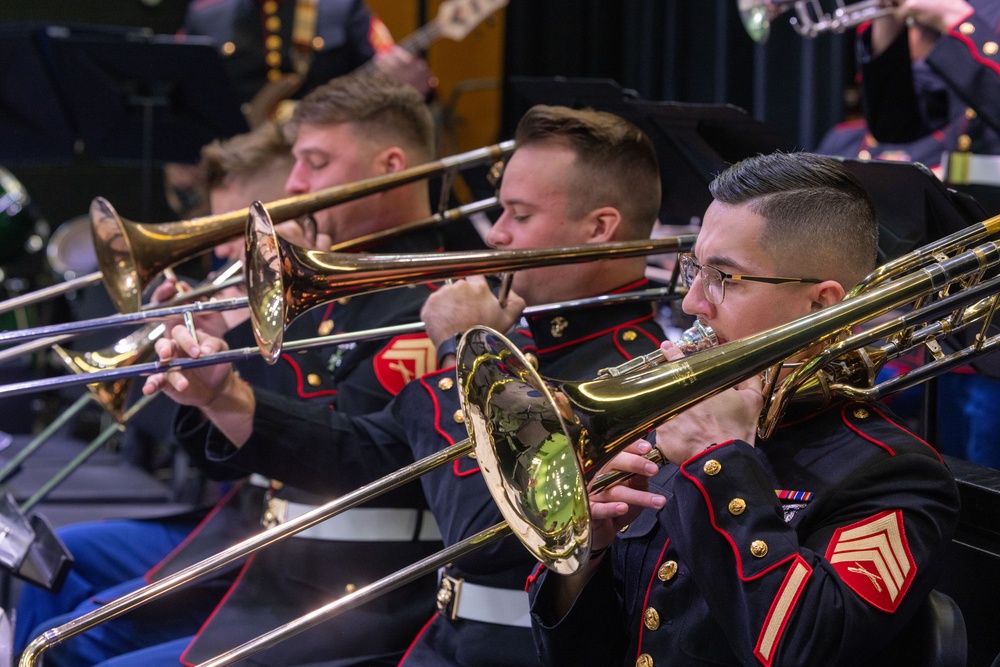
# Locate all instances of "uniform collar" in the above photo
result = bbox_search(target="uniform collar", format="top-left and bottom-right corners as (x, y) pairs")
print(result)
(526, 278), (655, 357)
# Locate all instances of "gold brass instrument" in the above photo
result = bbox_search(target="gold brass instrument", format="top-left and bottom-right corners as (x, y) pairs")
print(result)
(245, 201), (695, 362)
(737, 0), (895, 42)
(25, 216), (1000, 665)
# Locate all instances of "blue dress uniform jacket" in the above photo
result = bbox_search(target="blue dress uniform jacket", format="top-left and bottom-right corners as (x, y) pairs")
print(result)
(166, 230), (444, 667)
(857, 0), (1000, 153)
(529, 401), (960, 667)
(208, 279), (666, 666)
(184, 0), (379, 105)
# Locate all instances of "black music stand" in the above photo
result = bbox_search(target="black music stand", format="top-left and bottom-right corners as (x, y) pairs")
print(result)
(1, 24), (248, 221)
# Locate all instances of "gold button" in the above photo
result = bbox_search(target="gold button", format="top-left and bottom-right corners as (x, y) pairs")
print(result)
(958, 134), (973, 152)
(337, 297), (351, 305)
(703, 460), (721, 476)
(438, 376), (454, 391)
(622, 330), (637, 342)
(318, 320), (334, 336)
(307, 373), (321, 387)
(852, 408), (869, 419)
(453, 410), (465, 424)
(270, 480), (283, 491)
(267, 68), (283, 81)
(728, 498), (746, 515)
(312, 36), (325, 50)
(263, 0), (278, 13)
(643, 607), (661, 631)
(960, 21), (975, 34)
(966, 107), (978, 120)
(265, 15), (281, 31)
(524, 352), (539, 370)
(266, 51), (282, 67)
(984, 41), (998, 55)
(265, 35), (282, 50)
(619, 523), (630, 533)
(221, 41), (236, 56)
(636, 654), (654, 667)
(858, 149), (872, 160)
(657, 560), (677, 581)
(344, 583), (357, 594)
(750, 540), (769, 558)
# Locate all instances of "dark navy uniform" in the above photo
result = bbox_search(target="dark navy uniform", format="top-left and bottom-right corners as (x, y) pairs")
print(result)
(857, 1), (1000, 155)
(529, 401), (961, 666)
(185, 0), (389, 105)
(815, 118), (949, 170)
(211, 278), (666, 666)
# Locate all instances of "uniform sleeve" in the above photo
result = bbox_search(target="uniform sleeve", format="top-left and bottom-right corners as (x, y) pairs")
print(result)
(664, 440), (959, 666)
(926, 10), (1000, 134)
(204, 387), (414, 496)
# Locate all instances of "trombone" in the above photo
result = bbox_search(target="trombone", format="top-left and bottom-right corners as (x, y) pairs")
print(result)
(0, 141), (513, 317)
(21, 211), (1000, 665)
(737, 0), (895, 42)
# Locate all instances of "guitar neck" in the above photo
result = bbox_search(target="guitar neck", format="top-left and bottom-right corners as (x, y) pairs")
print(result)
(355, 20), (443, 76)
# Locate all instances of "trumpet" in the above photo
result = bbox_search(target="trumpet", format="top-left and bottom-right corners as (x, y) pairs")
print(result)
(21, 211), (1000, 666)
(737, 0), (895, 42)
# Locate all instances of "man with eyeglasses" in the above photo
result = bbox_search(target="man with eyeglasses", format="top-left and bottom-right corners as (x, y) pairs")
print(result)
(528, 151), (960, 666)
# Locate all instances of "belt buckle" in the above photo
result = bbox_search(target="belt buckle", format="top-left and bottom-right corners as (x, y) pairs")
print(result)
(262, 496), (288, 529)
(436, 573), (463, 621)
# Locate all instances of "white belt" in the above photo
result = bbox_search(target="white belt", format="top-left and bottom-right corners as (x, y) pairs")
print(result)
(945, 151), (1000, 186)
(436, 571), (531, 627)
(269, 499), (442, 542)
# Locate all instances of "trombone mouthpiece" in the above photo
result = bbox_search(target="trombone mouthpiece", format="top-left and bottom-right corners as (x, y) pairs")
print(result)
(676, 321), (717, 353)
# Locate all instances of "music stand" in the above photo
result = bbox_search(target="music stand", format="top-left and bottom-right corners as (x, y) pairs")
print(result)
(17, 24), (248, 221)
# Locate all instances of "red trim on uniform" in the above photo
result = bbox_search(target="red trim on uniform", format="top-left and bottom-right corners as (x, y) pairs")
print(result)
(144, 483), (245, 582)
(841, 405), (896, 457)
(321, 302), (335, 321)
(754, 555), (813, 666)
(536, 314), (656, 354)
(612, 278), (649, 294)
(281, 352), (339, 399)
(525, 561), (546, 591)
(868, 404), (943, 463)
(947, 29), (1000, 78)
(417, 372), (479, 477)
(180, 556), (258, 667)
(680, 443), (800, 580)
(635, 538), (671, 661)
(613, 324), (661, 359)
(398, 613), (439, 666)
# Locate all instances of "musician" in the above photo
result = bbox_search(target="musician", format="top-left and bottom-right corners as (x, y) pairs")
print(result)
(528, 152), (962, 666)
(151, 105), (667, 666)
(17, 75), (444, 667)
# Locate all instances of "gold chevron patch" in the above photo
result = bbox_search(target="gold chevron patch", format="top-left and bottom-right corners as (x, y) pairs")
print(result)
(825, 509), (915, 612)
(374, 334), (438, 395)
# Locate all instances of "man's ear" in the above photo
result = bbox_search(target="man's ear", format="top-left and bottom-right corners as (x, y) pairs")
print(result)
(587, 206), (623, 242)
(377, 146), (407, 174)
(809, 280), (846, 312)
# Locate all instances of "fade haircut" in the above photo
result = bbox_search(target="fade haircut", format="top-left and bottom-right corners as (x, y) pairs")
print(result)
(289, 73), (435, 162)
(709, 152), (879, 289)
(200, 122), (293, 191)
(513, 105), (661, 238)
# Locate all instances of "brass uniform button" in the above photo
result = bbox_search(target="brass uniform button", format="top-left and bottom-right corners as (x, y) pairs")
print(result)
(703, 459), (721, 476)
(984, 41), (999, 56)
(267, 68), (282, 81)
(318, 320), (334, 336)
(622, 330), (638, 342)
(266, 51), (282, 67)
(265, 35), (282, 50)
(966, 107), (978, 120)
(858, 149), (872, 161)
(307, 373), (322, 387)
(221, 41), (236, 56)
(263, 0), (278, 13)
(959, 21), (975, 34)
(852, 408), (869, 419)
(453, 409), (465, 424)
(636, 653), (654, 667)
(312, 36), (325, 50)
(337, 297), (351, 305)
(619, 524), (630, 533)
(958, 134), (973, 152)
(265, 15), (281, 31)
(658, 560), (677, 581)
(438, 376), (454, 391)
(270, 480), (283, 491)
(643, 607), (661, 631)
(344, 583), (357, 594)
(750, 540), (769, 558)
(728, 498), (746, 515)
(524, 352), (539, 370)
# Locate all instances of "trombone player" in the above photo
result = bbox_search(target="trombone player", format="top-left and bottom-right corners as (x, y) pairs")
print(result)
(143, 104), (667, 666)
(528, 152), (962, 666)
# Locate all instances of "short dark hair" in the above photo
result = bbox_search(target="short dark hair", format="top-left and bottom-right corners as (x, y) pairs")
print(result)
(290, 73), (435, 162)
(513, 105), (661, 238)
(710, 152), (879, 288)
(200, 122), (293, 191)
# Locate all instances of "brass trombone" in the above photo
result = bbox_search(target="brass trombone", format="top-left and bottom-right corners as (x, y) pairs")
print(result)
(21, 214), (1000, 666)
(0, 141), (512, 317)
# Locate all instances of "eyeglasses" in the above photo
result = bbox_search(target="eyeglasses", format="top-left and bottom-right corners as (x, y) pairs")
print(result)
(678, 252), (822, 305)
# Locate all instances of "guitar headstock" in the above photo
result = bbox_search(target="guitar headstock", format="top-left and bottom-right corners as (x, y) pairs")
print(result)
(435, 0), (509, 41)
